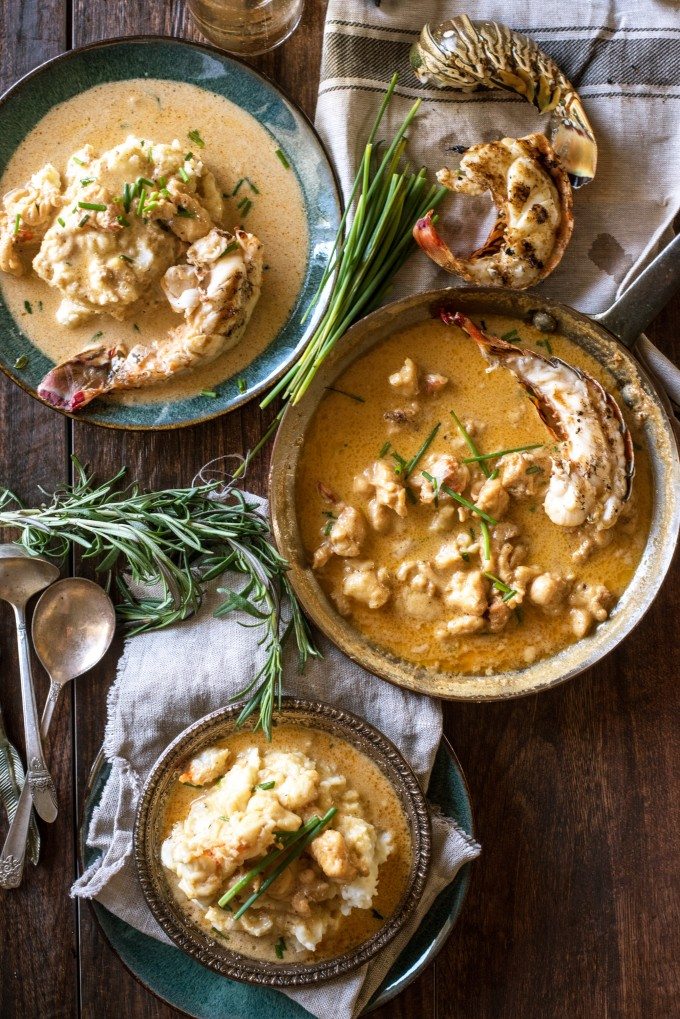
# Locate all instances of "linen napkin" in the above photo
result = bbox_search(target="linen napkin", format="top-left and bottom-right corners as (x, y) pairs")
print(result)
(73, 500), (480, 1019)
(316, 0), (680, 315)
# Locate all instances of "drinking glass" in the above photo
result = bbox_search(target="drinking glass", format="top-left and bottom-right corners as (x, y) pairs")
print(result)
(187, 0), (305, 56)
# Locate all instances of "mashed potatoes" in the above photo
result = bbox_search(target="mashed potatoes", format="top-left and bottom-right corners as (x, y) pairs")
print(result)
(160, 727), (411, 962)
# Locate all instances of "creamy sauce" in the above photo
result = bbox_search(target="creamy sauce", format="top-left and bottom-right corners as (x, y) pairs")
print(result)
(0, 79), (308, 402)
(296, 316), (653, 675)
(161, 725), (412, 963)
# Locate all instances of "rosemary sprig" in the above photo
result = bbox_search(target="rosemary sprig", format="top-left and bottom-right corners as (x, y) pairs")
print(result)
(0, 458), (319, 738)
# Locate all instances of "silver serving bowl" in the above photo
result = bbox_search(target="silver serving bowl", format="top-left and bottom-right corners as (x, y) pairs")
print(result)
(134, 698), (432, 987)
(269, 286), (680, 701)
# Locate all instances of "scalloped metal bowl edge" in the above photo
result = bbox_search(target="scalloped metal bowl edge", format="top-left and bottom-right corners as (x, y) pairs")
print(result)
(133, 698), (432, 987)
(269, 287), (680, 701)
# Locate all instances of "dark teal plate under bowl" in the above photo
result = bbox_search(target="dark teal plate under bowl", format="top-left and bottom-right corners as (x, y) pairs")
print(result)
(81, 738), (474, 1017)
(0, 37), (342, 429)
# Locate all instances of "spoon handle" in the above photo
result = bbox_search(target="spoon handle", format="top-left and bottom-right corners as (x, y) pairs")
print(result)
(0, 681), (62, 888)
(13, 604), (57, 823)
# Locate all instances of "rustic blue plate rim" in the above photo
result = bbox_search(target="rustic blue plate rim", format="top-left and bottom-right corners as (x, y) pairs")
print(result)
(0, 36), (342, 429)
(79, 736), (474, 1017)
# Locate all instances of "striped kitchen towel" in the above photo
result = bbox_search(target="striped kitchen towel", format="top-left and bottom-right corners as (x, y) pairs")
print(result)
(316, 0), (680, 314)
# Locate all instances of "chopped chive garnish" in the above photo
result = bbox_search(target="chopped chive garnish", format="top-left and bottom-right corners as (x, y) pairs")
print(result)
(239, 198), (252, 217)
(490, 468), (500, 480)
(451, 409), (490, 478)
(230, 808), (337, 921)
(236, 195), (251, 211)
(136, 188), (147, 217)
(13, 214), (21, 235)
(138, 177), (154, 188)
(201, 389), (218, 398)
(37, 300), (43, 312)
(78, 201), (107, 212)
(274, 937), (286, 959)
(441, 485), (497, 525)
(537, 338), (554, 356)
(122, 183), (132, 212)
(131, 180), (142, 199)
(187, 129), (205, 148)
(80, 177), (94, 186)
(116, 214), (130, 227)
(421, 470), (440, 506)
(91, 331), (104, 341)
(501, 329), (519, 341)
(14, 355), (28, 369)
(72, 156), (86, 166)
(23, 300), (32, 314)
(378, 441), (391, 458)
(220, 241), (238, 257)
(246, 177), (260, 194)
(178, 166), (190, 183)
(480, 519), (491, 562)
(405, 422), (441, 479)
(176, 207), (196, 218)
(231, 177), (245, 196)
(119, 254), (134, 264)
(484, 572), (518, 602)
(157, 176), (167, 188)
(462, 442), (543, 464)
(57, 216), (66, 227)
(391, 450), (408, 475)
(325, 385), (365, 403)
(236, 377), (248, 394)
(78, 215), (90, 227)
(274, 147), (290, 169)
(256, 781), (276, 791)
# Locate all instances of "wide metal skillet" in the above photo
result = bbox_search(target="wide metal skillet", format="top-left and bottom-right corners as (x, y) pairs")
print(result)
(270, 236), (680, 701)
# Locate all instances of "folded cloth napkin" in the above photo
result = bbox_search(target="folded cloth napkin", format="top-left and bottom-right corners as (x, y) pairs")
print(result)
(72, 500), (480, 1019)
(316, 0), (680, 315)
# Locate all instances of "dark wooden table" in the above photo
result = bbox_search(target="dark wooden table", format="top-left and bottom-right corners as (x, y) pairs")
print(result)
(0, 3), (678, 1017)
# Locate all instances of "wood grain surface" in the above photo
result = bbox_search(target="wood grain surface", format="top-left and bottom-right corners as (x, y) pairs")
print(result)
(0, 2), (678, 1017)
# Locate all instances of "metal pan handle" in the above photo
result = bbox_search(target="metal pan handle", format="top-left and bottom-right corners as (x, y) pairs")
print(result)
(594, 232), (680, 347)
(594, 233), (680, 409)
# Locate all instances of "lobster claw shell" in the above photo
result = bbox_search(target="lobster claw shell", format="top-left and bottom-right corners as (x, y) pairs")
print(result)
(410, 15), (597, 186)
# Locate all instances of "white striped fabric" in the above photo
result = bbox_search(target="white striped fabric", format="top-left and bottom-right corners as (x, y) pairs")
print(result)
(316, 0), (680, 315)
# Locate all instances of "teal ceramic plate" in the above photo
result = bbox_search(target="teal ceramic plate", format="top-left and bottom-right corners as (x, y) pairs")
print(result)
(80, 738), (474, 1016)
(0, 37), (341, 429)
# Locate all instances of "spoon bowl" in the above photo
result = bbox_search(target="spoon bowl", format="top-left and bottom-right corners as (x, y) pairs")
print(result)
(32, 578), (117, 687)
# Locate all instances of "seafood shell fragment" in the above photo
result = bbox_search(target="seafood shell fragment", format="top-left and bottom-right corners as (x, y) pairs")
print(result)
(413, 133), (573, 289)
(445, 311), (634, 531)
(411, 15), (597, 186)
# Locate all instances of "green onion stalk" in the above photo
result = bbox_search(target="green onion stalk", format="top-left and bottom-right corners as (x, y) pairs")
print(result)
(237, 73), (448, 475)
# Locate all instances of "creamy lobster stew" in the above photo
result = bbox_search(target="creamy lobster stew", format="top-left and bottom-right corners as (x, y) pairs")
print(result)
(160, 727), (411, 962)
(0, 79), (307, 408)
(296, 314), (652, 675)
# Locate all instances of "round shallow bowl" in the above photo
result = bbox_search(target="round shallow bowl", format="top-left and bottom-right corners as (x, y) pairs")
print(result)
(0, 36), (341, 430)
(134, 698), (432, 987)
(269, 287), (680, 702)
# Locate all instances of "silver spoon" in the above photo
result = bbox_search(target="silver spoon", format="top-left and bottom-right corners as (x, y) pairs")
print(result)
(0, 547), (59, 824)
(0, 578), (116, 888)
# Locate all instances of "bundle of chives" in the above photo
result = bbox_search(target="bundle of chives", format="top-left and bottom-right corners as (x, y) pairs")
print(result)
(239, 74), (447, 470)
